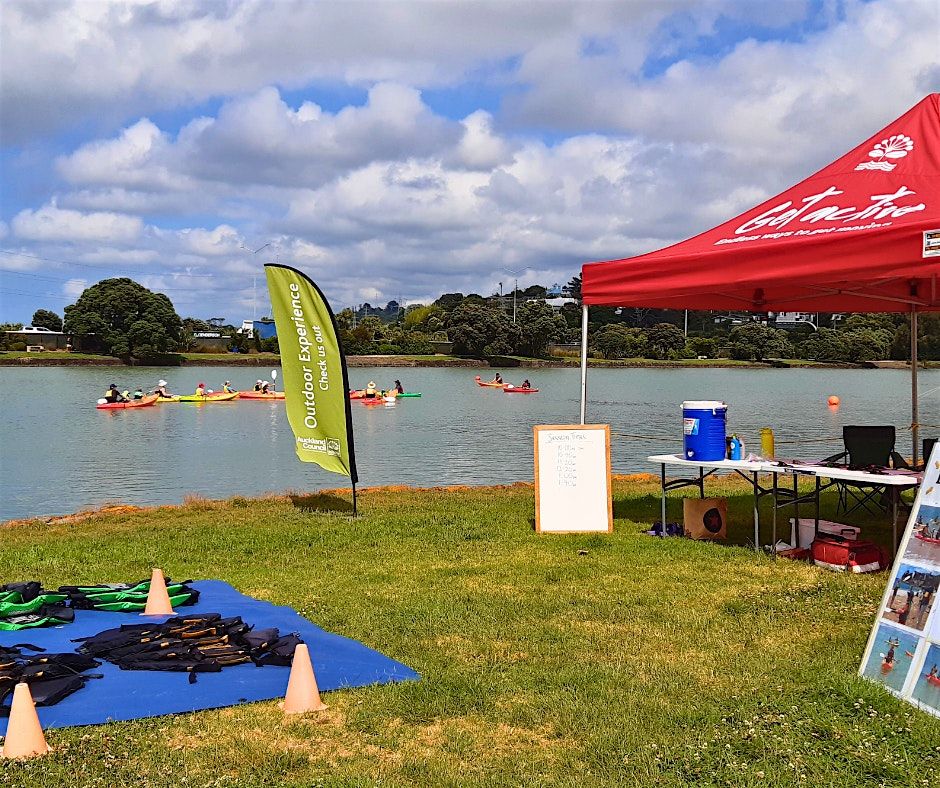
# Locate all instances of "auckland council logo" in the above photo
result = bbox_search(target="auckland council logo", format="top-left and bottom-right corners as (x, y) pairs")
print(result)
(855, 134), (914, 171)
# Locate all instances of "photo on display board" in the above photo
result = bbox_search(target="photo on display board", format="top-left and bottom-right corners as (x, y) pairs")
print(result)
(881, 563), (939, 633)
(901, 503), (940, 569)
(860, 623), (919, 694)
(909, 643), (940, 715)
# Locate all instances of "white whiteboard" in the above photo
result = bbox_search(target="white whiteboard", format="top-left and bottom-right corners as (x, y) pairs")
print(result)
(534, 424), (612, 533)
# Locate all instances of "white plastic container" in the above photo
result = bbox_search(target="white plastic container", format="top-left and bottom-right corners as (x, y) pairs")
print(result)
(790, 518), (860, 549)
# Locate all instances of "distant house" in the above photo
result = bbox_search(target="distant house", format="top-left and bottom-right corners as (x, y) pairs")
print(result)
(239, 319), (277, 339)
(4, 326), (72, 350)
(771, 312), (818, 329)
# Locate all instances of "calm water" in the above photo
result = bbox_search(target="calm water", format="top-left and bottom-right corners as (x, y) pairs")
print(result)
(1, 365), (937, 521)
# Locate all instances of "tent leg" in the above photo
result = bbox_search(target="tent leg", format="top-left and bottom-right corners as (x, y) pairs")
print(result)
(579, 305), (588, 425)
(911, 308), (919, 467)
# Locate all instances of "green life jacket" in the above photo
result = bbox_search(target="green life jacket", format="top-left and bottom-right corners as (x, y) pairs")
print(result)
(69, 584), (187, 606)
(0, 593), (69, 618)
(88, 591), (198, 612)
(0, 606), (74, 631)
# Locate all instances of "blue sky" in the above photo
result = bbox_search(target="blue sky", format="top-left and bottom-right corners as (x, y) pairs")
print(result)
(1, 0), (938, 324)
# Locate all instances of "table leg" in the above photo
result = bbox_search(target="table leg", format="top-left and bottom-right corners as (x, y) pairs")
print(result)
(891, 489), (898, 559)
(792, 473), (799, 546)
(771, 472), (778, 557)
(699, 467), (705, 499)
(660, 464), (667, 539)
(752, 471), (760, 552)
(814, 477), (820, 546)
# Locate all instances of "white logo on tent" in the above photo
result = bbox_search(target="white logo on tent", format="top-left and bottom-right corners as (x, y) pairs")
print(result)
(855, 134), (914, 172)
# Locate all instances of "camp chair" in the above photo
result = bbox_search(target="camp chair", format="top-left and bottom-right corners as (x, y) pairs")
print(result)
(823, 426), (908, 517)
(918, 438), (937, 471)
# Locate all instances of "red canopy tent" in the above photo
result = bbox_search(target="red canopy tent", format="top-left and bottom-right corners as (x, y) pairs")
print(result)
(579, 94), (940, 460)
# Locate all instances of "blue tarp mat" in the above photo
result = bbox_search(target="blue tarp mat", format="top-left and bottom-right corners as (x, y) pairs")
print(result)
(0, 580), (418, 732)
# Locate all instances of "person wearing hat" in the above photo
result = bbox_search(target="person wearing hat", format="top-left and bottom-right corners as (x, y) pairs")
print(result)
(154, 380), (172, 398)
(194, 381), (207, 397)
(253, 379), (263, 392)
(222, 380), (236, 393)
(390, 379), (404, 394)
(365, 381), (378, 399)
(103, 383), (127, 403)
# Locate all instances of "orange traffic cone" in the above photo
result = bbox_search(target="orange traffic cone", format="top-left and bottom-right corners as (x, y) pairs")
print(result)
(141, 568), (174, 616)
(282, 644), (327, 714)
(0, 683), (49, 759)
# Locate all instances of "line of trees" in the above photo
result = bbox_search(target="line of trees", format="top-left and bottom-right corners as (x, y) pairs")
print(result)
(3, 274), (939, 362)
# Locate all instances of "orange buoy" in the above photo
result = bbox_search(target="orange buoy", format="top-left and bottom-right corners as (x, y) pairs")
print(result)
(827, 395), (840, 406)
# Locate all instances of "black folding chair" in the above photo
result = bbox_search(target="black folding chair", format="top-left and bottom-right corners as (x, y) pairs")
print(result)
(824, 426), (908, 517)
(919, 438), (938, 470)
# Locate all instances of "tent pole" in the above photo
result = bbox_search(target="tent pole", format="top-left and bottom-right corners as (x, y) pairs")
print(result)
(911, 307), (919, 467)
(579, 305), (589, 425)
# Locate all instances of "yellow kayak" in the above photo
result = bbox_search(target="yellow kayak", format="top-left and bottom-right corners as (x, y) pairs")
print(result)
(177, 392), (239, 403)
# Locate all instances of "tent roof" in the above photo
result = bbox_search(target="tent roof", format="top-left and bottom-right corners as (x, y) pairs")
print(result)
(582, 94), (940, 313)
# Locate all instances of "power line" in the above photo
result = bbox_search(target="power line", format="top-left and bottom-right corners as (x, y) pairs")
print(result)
(0, 249), (214, 278)
(0, 268), (212, 293)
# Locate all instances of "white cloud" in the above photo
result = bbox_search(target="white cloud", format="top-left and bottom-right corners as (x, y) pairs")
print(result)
(11, 204), (143, 243)
(0, 1), (813, 142)
(4, 0), (939, 319)
(178, 225), (243, 257)
(63, 278), (88, 300)
(57, 119), (189, 191)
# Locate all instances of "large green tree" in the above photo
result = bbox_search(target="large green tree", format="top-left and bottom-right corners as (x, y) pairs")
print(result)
(646, 322), (687, 360)
(592, 324), (648, 359)
(31, 309), (63, 332)
(515, 301), (567, 357)
(447, 300), (521, 357)
(727, 322), (792, 361)
(64, 278), (182, 357)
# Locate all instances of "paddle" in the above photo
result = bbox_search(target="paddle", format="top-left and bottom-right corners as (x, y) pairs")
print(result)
(271, 369), (278, 393)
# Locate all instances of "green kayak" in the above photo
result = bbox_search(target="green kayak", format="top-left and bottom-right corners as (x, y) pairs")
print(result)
(396, 392), (422, 398)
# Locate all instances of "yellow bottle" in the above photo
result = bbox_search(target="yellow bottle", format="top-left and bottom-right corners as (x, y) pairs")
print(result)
(760, 428), (775, 459)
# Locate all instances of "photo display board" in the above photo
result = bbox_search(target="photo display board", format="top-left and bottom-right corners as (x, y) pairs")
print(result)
(859, 443), (940, 717)
(534, 424), (612, 533)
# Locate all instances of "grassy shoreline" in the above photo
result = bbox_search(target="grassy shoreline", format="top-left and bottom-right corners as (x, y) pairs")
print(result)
(1, 479), (936, 786)
(2, 350), (934, 370)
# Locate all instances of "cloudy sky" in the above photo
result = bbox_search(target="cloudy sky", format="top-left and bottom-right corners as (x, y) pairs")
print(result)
(2, 0), (938, 323)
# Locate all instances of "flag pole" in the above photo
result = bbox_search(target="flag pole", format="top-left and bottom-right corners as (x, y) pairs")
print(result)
(352, 480), (358, 516)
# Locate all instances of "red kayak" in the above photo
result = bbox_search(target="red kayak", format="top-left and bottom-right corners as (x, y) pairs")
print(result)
(915, 530), (940, 545)
(96, 394), (159, 410)
(238, 391), (285, 400)
(927, 674), (940, 687)
(503, 386), (538, 393)
(475, 376), (506, 388)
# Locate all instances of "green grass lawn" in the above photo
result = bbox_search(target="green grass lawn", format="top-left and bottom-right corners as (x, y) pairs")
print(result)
(1, 479), (937, 786)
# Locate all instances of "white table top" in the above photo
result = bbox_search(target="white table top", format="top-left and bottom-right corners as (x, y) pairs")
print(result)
(647, 454), (922, 486)
(768, 462), (922, 486)
(647, 454), (766, 471)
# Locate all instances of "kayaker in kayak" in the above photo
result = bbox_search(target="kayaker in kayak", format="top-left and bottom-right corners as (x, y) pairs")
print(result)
(491, 373), (503, 384)
(253, 380), (263, 392)
(222, 380), (236, 393)
(521, 379), (531, 390)
(261, 380), (272, 394)
(391, 379), (404, 394)
(365, 381), (378, 399)
(195, 382), (207, 397)
(154, 380), (172, 398)
(132, 388), (144, 400)
(885, 637), (900, 664)
(929, 665), (938, 679)
(103, 384), (127, 404)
